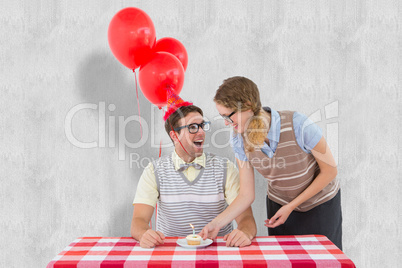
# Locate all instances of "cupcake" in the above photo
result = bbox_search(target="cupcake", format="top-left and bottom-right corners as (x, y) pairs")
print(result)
(186, 234), (202, 245)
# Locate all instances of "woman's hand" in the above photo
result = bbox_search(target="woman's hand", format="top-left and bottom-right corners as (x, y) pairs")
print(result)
(199, 221), (221, 240)
(264, 204), (294, 228)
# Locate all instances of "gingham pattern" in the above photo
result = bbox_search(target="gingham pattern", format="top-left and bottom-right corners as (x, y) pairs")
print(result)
(46, 235), (355, 268)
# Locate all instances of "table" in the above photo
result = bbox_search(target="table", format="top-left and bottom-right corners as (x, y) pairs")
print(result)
(46, 235), (355, 267)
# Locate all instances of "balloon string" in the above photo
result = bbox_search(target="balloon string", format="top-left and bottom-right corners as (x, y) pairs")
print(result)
(154, 203), (157, 230)
(133, 70), (143, 139)
(154, 110), (167, 227)
(133, 70), (149, 227)
(159, 107), (165, 158)
(165, 86), (191, 158)
(170, 124), (191, 156)
(159, 139), (162, 158)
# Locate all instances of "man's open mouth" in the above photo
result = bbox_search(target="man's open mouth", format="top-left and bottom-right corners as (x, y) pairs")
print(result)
(193, 140), (203, 147)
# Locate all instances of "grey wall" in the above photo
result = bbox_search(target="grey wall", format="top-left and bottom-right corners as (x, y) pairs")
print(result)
(1, 0), (400, 267)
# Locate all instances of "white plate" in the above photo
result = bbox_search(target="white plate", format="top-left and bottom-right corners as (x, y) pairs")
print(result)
(176, 238), (213, 249)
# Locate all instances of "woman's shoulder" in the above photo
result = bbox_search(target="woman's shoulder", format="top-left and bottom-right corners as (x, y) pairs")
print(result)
(292, 111), (307, 121)
(292, 111), (322, 152)
(292, 111), (321, 131)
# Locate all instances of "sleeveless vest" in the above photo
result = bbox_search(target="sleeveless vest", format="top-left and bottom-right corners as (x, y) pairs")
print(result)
(246, 111), (340, 212)
(154, 152), (233, 236)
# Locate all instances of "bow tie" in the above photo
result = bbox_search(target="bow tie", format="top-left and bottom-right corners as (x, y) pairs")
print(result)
(177, 162), (203, 172)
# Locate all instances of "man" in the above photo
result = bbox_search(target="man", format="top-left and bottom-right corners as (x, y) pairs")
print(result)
(131, 99), (256, 248)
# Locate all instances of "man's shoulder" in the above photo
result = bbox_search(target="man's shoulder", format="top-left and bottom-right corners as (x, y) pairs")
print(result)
(152, 154), (173, 168)
(205, 151), (219, 159)
(205, 152), (229, 166)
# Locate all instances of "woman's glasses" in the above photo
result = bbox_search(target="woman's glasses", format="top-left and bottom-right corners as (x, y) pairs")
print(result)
(174, 121), (211, 134)
(220, 111), (236, 123)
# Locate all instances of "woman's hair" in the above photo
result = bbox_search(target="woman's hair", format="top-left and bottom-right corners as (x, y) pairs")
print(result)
(214, 76), (269, 152)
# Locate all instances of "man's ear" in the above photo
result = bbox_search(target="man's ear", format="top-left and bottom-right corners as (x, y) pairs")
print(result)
(169, 130), (178, 143)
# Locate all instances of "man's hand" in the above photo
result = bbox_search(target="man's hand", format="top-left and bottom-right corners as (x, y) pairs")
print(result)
(223, 229), (252, 247)
(139, 229), (165, 248)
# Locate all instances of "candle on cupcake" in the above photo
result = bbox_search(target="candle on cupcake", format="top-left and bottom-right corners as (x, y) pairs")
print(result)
(189, 223), (195, 237)
(187, 223), (201, 245)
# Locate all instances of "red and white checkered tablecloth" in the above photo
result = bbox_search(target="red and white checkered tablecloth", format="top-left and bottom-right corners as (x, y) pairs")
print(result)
(46, 235), (355, 267)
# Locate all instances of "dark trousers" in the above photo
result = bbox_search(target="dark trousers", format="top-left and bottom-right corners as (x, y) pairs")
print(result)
(266, 190), (343, 250)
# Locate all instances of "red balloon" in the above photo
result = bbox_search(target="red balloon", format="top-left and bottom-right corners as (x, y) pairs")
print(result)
(108, 7), (156, 70)
(138, 52), (185, 107)
(154, 37), (188, 71)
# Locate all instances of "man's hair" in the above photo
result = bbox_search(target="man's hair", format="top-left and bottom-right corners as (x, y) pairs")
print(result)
(164, 105), (203, 141)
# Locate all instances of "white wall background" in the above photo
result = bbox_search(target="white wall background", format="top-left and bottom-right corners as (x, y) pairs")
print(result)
(1, 0), (400, 267)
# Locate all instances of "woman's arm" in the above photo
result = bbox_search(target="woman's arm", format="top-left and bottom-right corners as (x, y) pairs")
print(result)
(199, 158), (255, 239)
(265, 136), (338, 228)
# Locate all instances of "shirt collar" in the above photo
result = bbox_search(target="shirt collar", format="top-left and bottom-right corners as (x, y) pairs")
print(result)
(172, 150), (206, 171)
(264, 106), (280, 143)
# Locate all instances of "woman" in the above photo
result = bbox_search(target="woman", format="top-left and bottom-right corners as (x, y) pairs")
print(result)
(200, 76), (342, 249)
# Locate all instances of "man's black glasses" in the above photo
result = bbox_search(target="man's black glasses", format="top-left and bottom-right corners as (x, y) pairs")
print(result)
(174, 121), (211, 134)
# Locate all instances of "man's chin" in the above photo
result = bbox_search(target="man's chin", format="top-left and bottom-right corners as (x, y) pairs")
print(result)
(194, 148), (204, 156)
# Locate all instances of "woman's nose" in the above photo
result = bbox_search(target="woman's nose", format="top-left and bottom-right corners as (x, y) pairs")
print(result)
(224, 120), (230, 126)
